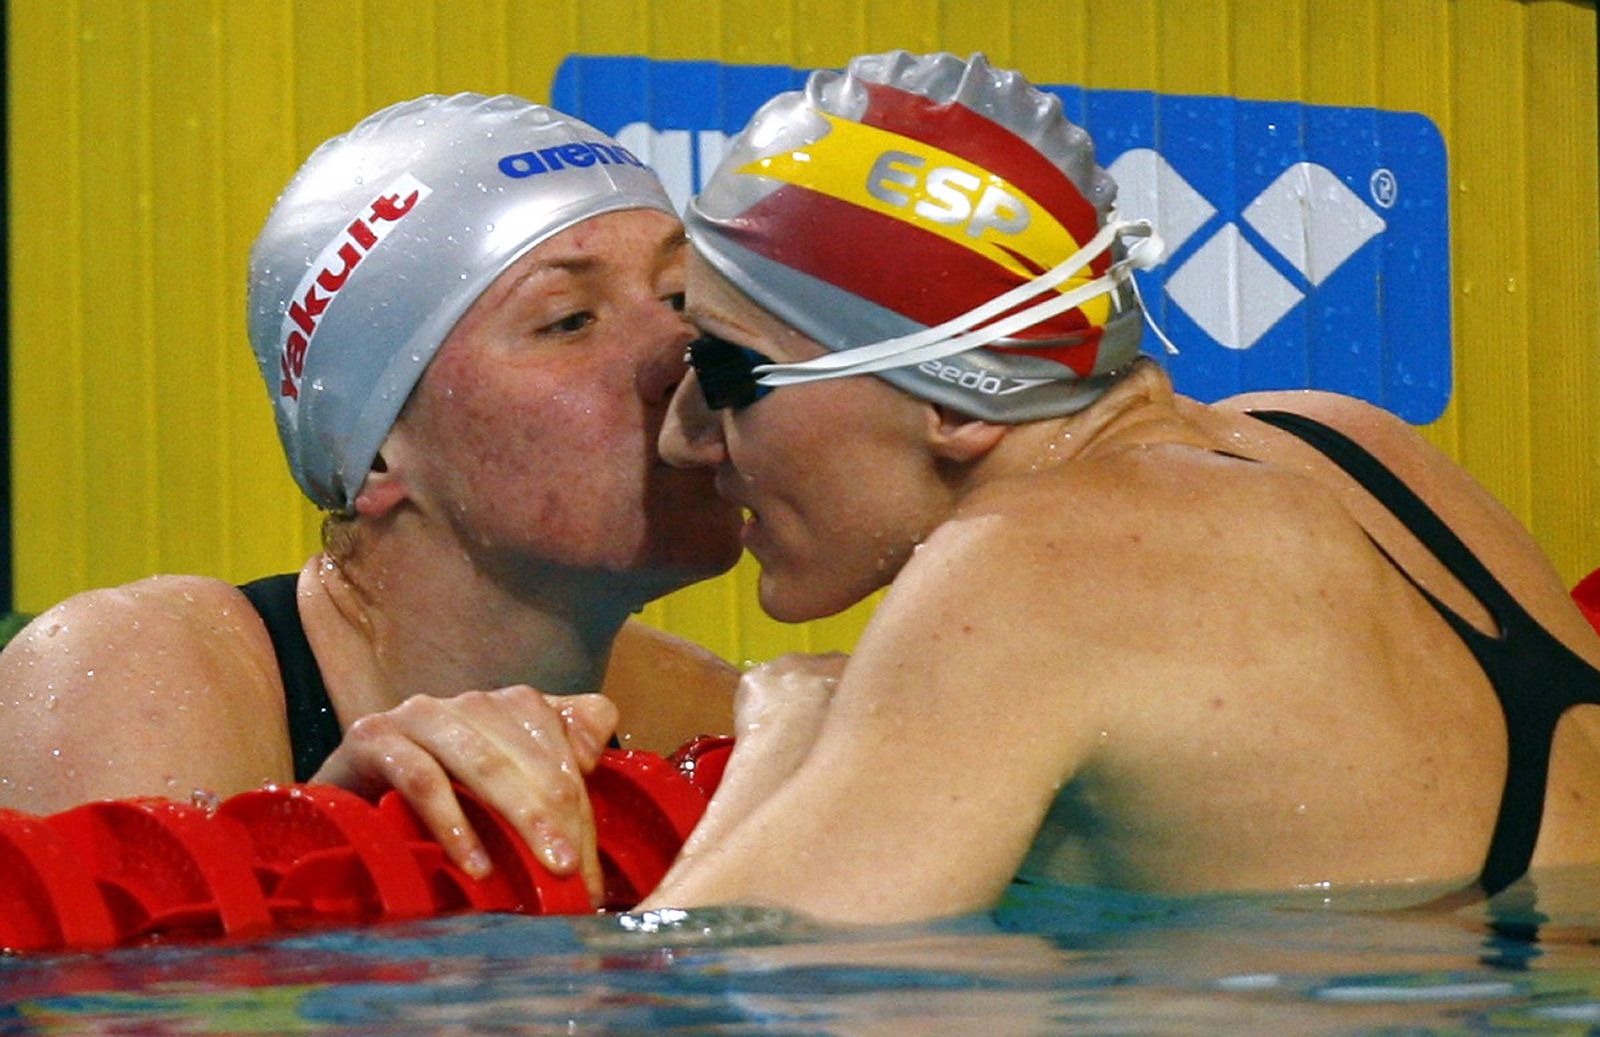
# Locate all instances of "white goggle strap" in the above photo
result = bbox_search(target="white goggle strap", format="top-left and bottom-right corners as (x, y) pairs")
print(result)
(753, 220), (1164, 388)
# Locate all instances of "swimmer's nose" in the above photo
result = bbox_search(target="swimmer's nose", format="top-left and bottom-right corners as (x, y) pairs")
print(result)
(635, 305), (700, 406)
(660, 370), (727, 468)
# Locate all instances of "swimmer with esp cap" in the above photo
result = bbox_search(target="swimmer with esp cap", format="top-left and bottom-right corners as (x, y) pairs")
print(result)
(0, 94), (741, 902)
(638, 51), (1600, 922)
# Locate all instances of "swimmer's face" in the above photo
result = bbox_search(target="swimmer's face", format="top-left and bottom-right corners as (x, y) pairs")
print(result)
(661, 252), (945, 622)
(391, 209), (742, 596)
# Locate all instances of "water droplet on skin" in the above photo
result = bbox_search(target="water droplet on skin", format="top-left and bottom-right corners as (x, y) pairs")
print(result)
(190, 789), (221, 813)
(1294, 803), (1308, 816)
(50, 748), (62, 758)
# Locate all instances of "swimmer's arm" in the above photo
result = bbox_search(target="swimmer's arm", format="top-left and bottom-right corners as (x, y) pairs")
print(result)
(643, 524), (1104, 923)
(0, 577), (294, 812)
(668, 653), (844, 863)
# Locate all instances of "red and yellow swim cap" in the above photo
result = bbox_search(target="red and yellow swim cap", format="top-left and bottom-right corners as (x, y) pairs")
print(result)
(687, 52), (1154, 421)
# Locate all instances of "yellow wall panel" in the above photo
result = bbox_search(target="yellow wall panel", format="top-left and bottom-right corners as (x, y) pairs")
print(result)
(1008, 1), (1088, 82)
(1453, 0), (1535, 517)
(8, 0), (1598, 675)
(10, 0), (88, 595)
(78, 0), (158, 581)
(1523, 1), (1600, 564)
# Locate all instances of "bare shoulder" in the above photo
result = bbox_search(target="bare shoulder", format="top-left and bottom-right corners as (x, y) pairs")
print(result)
(1214, 389), (1594, 641)
(601, 620), (739, 752)
(0, 575), (293, 810)
(1216, 388), (1434, 453)
(862, 435), (1396, 714)
(7, 574), (278, 671)
(960, 429), (1375, 590)
(1212, 389), (1508, 508)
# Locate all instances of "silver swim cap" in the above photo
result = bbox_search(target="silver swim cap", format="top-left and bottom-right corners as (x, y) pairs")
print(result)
(688, 52), (1159, 422)
(248, 93), (676, 509)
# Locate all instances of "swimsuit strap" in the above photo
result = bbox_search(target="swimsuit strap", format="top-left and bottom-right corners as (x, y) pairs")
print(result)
(1248, 409), (1600, 894)
(237, 573), (342, 781)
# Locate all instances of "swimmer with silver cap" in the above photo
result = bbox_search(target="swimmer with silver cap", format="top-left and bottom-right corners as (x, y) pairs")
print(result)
(249, 93), (680, 511)
(0, 93), (742, 903)
(644, 52), (1600, 923)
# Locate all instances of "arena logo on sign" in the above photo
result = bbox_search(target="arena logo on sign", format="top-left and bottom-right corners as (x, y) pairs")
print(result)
(554, 57), (1450, 423)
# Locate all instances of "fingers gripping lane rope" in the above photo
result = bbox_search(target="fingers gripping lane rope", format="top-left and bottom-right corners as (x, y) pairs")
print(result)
(0, 738), (735, 954)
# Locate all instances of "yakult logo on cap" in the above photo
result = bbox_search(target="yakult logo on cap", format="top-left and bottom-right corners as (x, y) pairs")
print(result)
(278, 174), (432, 416)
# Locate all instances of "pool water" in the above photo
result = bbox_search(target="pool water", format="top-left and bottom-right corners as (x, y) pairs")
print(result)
(7, 869), (1600, 1034)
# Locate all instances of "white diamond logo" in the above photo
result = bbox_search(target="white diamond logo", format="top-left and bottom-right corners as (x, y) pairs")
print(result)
(1243, 162), (1387, 286)
(1107, 148), (1216, 257)
(1164, 223), (1304, 351)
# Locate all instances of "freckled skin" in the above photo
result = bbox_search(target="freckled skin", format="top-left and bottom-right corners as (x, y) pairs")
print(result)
(400, 212), (742, 590)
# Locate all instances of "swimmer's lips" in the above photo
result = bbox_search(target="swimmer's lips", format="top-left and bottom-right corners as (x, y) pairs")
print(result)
(712, 476), (763, 548)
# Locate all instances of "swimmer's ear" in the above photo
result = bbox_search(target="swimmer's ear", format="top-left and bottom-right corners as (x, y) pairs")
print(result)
(351, 449), (411, 518)
(925, 404), (1006, 462)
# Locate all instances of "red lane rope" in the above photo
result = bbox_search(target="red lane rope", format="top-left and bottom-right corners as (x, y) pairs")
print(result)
(0, 739), (735, 954)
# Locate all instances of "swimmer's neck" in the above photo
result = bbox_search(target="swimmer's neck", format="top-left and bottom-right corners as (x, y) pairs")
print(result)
(986, 362), (1194, 474)
(295, 533), (634, 720)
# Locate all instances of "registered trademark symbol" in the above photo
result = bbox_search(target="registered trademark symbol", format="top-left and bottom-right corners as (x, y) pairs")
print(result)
(1370, 168), (1398, 209)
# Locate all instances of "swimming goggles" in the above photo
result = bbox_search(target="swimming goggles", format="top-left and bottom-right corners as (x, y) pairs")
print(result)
(686, 334), (778, 411)
(684, 219), (1172, 411)
(749, 218), (1171, 389)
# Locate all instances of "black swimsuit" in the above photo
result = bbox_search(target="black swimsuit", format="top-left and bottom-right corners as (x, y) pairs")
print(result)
(237, 574), (341, 781)
(1249, 410), (1600, 893)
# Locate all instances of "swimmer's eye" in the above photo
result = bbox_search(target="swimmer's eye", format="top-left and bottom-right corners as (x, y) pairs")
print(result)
(666, 292), (686, 313)
(540, 311), (594, 335)
(686, 333), (778, 411)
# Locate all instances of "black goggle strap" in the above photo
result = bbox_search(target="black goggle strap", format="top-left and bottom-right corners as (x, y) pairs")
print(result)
(686, 334), (775, 411)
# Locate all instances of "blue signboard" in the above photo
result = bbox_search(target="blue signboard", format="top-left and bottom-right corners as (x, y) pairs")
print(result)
(554, 57), (1451, 422)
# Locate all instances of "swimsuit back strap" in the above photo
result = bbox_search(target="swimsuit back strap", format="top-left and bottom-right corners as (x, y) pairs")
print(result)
(1248, 409), (1600, 893)
(237, 573), (341, 781)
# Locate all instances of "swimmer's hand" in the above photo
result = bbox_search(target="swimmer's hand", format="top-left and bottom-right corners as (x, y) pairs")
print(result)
(311, 687), (617, 902)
